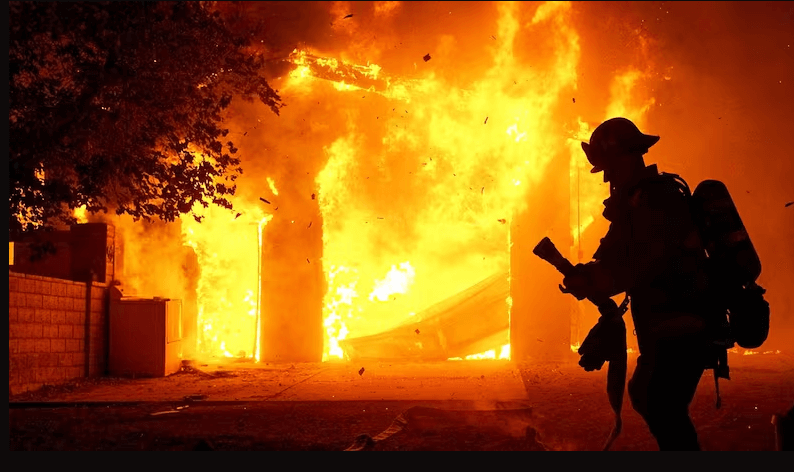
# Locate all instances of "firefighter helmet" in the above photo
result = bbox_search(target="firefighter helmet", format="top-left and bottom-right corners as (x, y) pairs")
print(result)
(581, 117), (660, 173)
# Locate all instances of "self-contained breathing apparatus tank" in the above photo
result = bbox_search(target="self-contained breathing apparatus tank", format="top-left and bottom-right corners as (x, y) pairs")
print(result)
(691, 180), (770, 349)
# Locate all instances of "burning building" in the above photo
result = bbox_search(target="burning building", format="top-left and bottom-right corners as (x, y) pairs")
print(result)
(165, 1), (603, 364)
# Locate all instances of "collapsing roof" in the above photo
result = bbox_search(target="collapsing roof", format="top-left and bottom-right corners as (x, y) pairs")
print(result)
(340, 272), (509, 361)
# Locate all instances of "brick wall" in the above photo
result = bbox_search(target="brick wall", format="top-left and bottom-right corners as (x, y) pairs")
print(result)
(9, 271), (108, 396)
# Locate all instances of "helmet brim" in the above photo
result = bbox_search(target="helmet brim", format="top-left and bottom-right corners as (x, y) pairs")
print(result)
(583, 134), (660, 174)
(642, 134), (661, 149)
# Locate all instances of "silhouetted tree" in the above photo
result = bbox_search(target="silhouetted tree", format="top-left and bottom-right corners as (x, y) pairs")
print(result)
(9, 1), (282, 239)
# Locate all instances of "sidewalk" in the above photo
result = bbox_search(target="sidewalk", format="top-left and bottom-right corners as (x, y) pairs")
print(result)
(10, 353), (794, 450)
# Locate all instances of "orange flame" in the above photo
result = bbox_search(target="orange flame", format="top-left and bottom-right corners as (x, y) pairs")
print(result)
(302, 1), (584, 361)
(181, 201), (271, 360)
(73, 205), (88, 224)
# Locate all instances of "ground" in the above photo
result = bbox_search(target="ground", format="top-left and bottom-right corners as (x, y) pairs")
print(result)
(9, 351), (794, 451)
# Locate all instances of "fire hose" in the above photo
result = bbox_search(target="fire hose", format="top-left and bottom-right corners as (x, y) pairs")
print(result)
(533, 237), (629, 451)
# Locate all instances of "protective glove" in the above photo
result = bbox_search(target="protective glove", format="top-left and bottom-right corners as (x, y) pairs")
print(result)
(560, 263), (592, 301)
(578, 314), (627, 371)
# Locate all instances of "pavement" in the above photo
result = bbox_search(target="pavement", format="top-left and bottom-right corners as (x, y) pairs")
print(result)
(11, 359), (529, 403)
(9, 353), (794, 450)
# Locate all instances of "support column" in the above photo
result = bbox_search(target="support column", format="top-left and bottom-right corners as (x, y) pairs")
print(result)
(259, 188), (325, 363)
(510, 152), (574, 363)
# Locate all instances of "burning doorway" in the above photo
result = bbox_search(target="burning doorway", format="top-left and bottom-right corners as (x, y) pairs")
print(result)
(182, 208), (266, 361)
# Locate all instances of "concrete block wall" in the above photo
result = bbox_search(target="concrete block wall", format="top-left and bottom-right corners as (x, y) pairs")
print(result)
(9, 271), (108, 396)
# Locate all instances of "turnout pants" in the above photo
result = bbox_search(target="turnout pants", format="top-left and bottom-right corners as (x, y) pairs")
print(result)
(628, 335), (707, 451)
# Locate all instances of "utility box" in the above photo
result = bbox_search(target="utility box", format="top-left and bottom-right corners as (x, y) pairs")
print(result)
(109, 297), (183, 377)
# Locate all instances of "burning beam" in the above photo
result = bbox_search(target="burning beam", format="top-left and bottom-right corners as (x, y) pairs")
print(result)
(287, 49), (388, 92)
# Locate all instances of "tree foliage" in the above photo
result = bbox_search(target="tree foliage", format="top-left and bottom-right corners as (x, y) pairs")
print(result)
(9, 1), (282, 239)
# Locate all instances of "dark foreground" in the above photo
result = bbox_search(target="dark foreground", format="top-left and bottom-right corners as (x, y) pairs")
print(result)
(9, 352), (794, 451)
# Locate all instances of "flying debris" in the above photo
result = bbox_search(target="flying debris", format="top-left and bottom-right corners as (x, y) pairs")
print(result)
(344, 14), (354, 19)
(359, 367), (365, 376)
(259, 197), (271, 204)
(785, 202), (794, 208)
(423, 53), (431, 62)
(235, 213), (242, 219)
(490, 35), (496, 40)
(498, 219), (506, 224)
(572, 97), (576, 103)
(415, 329), (420, 335)
(311, 193), (316, 200)
(484, 116), (489, 124)
(308, 221), (313, 229)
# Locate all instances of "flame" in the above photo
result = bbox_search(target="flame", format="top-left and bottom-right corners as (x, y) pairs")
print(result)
(728, 348), (781, 355)
(307, 1), (582, 360)
(181, 202), (271, 360)
(740, 349), (782, 355)
(368, 262), (416, 302)
(499, 343), (511, 360)
(465, 349), (496, 360)
(449, 343), (511, 361)
(73, 205), (88, 224)
(266, 177), (279, 196)
(571, 343), (636, 354)
(322, 265), (358, 361)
